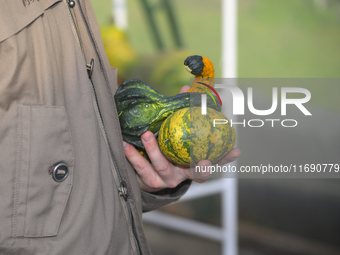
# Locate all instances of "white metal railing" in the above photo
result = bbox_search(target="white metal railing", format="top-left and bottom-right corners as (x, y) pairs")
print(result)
(143, 178), (238, 255)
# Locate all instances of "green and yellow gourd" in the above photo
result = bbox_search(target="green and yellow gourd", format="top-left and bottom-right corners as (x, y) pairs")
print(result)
(158, 107), (235, 166)
(157, 55), (235, 166)
(115, 55), (235, 166)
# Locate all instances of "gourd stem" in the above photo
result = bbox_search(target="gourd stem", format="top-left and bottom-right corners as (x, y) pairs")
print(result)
(162, 92), (221, 112)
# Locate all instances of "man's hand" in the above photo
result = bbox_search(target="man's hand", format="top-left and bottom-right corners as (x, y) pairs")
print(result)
(123, 86), (241, 193)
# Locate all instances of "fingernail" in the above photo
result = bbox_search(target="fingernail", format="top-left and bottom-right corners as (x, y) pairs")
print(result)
(123, 141), (129, 149)
(232, 157), (238, 161)
(142, 134), (152, 143)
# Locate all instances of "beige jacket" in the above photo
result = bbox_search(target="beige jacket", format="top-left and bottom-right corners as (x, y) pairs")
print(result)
(0, 0), (190, 254)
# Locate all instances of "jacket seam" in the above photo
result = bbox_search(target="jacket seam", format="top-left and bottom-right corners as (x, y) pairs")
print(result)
(80, 0), (138, 204)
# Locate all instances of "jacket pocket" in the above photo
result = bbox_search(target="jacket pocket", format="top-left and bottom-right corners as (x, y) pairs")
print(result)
(12, 105), (74, 238)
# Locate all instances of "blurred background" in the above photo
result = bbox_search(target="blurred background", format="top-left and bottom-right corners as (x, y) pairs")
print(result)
(91, 0), (340, 254)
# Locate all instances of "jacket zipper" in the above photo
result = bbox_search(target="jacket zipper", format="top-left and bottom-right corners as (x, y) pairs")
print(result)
(64, 1), (141, 254)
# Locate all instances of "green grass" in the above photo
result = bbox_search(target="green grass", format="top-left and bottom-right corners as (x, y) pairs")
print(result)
(91, 0), (340, 107)
(238, 0), (340, 78)
(126, 0), (223, 76)
(91, 0), (340, 78)
(90, 0), (113, 26)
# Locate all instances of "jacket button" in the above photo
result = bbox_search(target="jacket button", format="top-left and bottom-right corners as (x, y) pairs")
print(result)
(69, 0), (75, 8)
(52, 163), (69, 182)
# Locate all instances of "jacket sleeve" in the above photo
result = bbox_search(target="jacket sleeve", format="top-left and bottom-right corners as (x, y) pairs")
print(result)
(140, 180), (192, 212)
